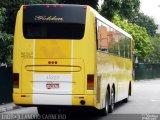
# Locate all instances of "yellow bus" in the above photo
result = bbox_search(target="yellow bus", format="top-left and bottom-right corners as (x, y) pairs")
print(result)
(13, 4), (133, 115)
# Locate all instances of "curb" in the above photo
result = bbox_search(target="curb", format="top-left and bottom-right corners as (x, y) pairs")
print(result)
(0, 103), (21, 113)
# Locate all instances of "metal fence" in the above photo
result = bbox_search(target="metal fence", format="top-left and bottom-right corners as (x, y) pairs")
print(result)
(135, 64), (160, 80)
(0, 67), (13, 104)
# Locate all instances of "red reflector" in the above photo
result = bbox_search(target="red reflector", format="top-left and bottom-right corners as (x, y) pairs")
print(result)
(83, 6), (87, 10)
(21, 95), (26, 97)
(59, 5), (63, 8)
(13, 73), (19, 88)
(52, 5), (56, 8)
(23, 6), (27, 10)
(45, 5), (50, 8)
(79, 96), (84, 99)
(87, 74), (94, 90)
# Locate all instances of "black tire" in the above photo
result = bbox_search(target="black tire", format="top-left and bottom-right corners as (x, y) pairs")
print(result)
(109, 88), (115, 113)
(98, 91), (109, 116)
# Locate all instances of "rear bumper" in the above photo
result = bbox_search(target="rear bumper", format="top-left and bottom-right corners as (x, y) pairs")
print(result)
(13, 93), (95, 106)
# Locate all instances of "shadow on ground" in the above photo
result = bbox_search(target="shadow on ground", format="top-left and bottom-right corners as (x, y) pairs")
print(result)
(33, 101), (131, 120)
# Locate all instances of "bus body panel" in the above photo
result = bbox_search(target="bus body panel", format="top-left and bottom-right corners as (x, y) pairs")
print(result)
(13, 5), (133, 110)
(96, 52), (132, 109)
(21, 58), (84, 94)
(13, 5), (95, 106)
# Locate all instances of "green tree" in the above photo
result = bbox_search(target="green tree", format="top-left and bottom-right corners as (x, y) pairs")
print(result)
(0, 32), (13, 65)
(0, 8), (13, 65)
(57, 0), (98, 10)
(0, 8), (6, 31)
(100, 0), (121, 20)
(120, 0), (140, 20)
(112, 15), (153, 61)
(132, 13), (158, 36)
(144, 35), (160, 63)
(100, 0), (140, 21)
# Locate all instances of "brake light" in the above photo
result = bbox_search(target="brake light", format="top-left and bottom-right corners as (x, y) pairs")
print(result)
(87, 74), (94, 90)
(52, 5), (56, 8)
(23, 6), (27, 10)
(45, 5), (50, 8)
(59, 5), (63, 8)
(13, 73), (19, 88)
(21, 95), (26, 97)
(83, 6), (87, 10)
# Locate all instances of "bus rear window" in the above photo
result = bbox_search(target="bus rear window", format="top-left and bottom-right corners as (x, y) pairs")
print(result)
(23, 23), (85, 39)
(23, 5), (86, 39)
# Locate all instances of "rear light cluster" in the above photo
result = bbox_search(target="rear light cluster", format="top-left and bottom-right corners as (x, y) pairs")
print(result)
(83, 6), (87, 10)
(23, 5), (87, 10)
(23, 5), (64, 10)
(87, 74), (94, 90)
(13, 73), (19, 88)
(45, 5), (63, 8)
(23, 6), (27, 10)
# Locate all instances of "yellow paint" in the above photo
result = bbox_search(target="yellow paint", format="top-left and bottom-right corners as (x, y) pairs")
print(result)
(13, 7), (33, 104)
(35, 40), (71, 58)
(72, 95), (95, 106)
(13, 5), (133, 111)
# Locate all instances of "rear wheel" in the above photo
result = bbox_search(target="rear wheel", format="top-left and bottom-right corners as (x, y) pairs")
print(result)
(109, 88), (115, 113)
(98, 91), (109, 116)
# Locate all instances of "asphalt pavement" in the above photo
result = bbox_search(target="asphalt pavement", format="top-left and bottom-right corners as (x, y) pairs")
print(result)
(0, 79), (160, 120)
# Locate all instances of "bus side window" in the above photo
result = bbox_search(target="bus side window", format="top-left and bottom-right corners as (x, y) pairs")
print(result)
(128, 39), (131, 59)
(124, 37), (131, 59)
(108, 30), (114, 54)
(97, 20), (108, 52)
(96, 20), (98, 50)
(120, 34), (125, 57)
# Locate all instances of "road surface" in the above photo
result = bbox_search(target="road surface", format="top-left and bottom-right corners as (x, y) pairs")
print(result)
(1, 79), (160, 120)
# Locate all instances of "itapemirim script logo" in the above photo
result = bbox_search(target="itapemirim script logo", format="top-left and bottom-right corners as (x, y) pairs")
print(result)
(35, 16), (63, 21)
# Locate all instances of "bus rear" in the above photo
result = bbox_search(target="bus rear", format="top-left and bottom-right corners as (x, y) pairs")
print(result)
(13, 4), (96, 110)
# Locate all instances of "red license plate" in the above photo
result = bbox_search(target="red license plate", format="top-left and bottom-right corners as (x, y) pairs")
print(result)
(46, 82), (59, 89)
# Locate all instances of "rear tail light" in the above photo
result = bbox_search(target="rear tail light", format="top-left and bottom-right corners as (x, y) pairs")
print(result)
(87, 74), (94, 90)
(45, 5), (50, 8)
(13, 73), (19, 88)
(23, 6), (27, 10)
(83, 6), (87, 10)
(52, 5), (56, 8)
(59, 5), (63, 8)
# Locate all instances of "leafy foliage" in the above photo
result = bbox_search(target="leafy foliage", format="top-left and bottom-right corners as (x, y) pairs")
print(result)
(0, 8), (13, 65)
(0, 32), (13, 65)
(100, 0), (140, 21)
(132, 13), (158, 36)
(112, 15), (153, 61)
(120, 0), (140, 20)
(144, 35), (160, 63)
(0, 8), (6, 31)
(100, 0), (121, 20)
